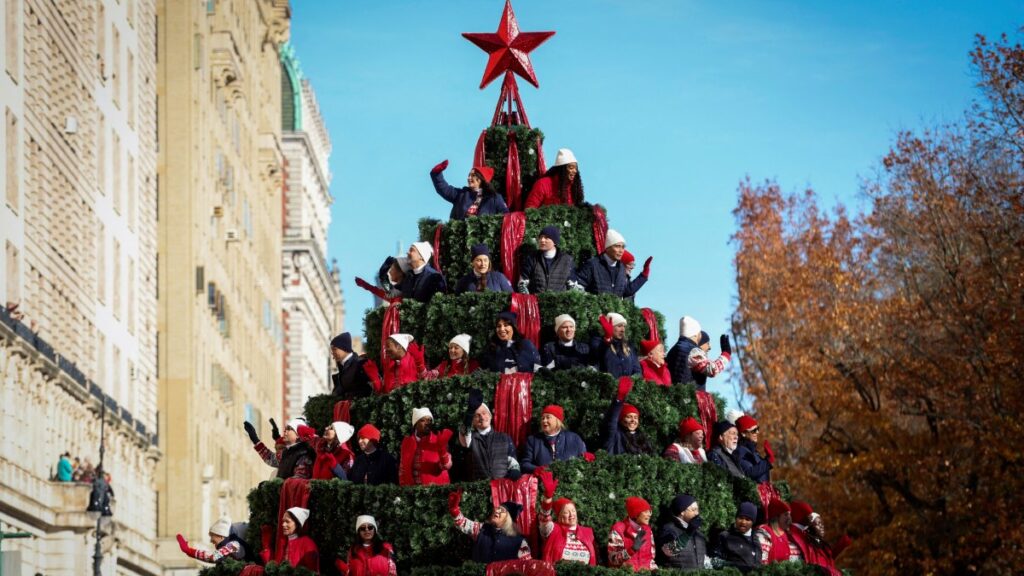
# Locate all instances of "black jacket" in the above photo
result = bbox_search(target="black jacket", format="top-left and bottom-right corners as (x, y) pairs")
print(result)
(332, 355), (372, 399)
(349, 448), (398, 485)
(714, 527), (762, 572)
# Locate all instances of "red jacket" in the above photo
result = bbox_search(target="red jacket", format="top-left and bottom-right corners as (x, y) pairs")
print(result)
(525, 174), (574, 208)
(399, 430), (453, 486)
(261, 535), (319, 573)
(434, 358), (480, 377)
(344, 543), (396, 576)
(791, 528), (840, 575)
(312, 441), (354, 480)
(640, 359), (672, 386)
(382, 354), (420, 394)
(608, 518), (656, 571)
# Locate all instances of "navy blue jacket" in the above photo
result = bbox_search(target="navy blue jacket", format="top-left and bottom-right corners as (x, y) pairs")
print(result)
(541, 340), (592, 370)
(484, 339), (540, 374)
(734, 438), (772, 483)
(600, 398), (656, 456)
(576, 255), (647, 297)
(454, 271), (513, 294)
(667, 337), (699, 386)
(400, 265), (447, 303)
(592, 337), (642, 378)
(349, 448), (398, 485)
(520, 430), (587, 473)
(431, 171), (509, 221)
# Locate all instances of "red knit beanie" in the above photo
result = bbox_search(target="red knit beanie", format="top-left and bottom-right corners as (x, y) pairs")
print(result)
(619, 403), (640, 422)
(296, 425), (316, 441)
(624, 496), (651, 519)
(542, 405), (565, 423)
(766, 499), (791, 519)
(790, 500), (814, 525)
(736, 415), (759, 433)
(678, 417), (703, 438)
(553, 498), (574, 517)
(640, 339), (660, 355)
(357, 424), (381, 443)
(474, 166), (495, 184)
(621, 250), (635, 265)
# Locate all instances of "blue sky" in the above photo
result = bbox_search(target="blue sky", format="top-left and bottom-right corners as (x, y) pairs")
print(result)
(289, 1), (1021, 407)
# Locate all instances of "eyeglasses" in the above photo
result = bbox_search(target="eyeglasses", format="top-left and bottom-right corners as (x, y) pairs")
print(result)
(358, 525), (375, 532)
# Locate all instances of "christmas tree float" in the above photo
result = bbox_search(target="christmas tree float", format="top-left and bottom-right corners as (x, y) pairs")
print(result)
(201, 2), (821, 575)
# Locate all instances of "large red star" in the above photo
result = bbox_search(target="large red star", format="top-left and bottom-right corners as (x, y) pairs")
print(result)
(463, 0), (555, 89)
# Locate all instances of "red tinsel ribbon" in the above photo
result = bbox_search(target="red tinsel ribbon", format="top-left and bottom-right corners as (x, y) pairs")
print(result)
(487, 559), (555, 576)
(332, 400), (351, 424)
(757, 482), (783, 511)
(490, 474), (540, 555)
(506, 133), (522, 211)
(510, 293), (540, 349)
(381, 303), (401, 360)
(535, 135), (547, 175)
(240, 566), (265, 576)
(274, 478), (311, 562)
(492, 372), (533, 448)
(501, 212), (526, 284)
(695, 390), (718, 451)
(355, 276), (390, 302)
(592, 205), (608, 255)
(432, 223), (444, 276)
(640, 308), (660, 343)
(474, 129), (487, 168)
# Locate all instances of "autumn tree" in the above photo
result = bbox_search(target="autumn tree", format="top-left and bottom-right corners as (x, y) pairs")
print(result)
(731, 29), (1024, 575)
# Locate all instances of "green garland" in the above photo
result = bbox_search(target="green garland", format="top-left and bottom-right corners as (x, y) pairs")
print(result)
(304, 372), (721, 456)
(483, 125), (545, 200)
(362, 291), (665, 365)
(417, 205), (603, 282)
(199, 557), (318, 575)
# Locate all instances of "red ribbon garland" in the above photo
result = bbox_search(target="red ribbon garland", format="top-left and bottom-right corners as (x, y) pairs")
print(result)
(332, 400), (352, 424)
(506, 133), (522, 211)
(432, 224), (444, 277)
(273, 478), (311, 563)
(757, 482), (783, 512)
(592, 204), (608, 256)
(474, 129), (488, 168)
(510, 293), (541, 349)
(501, 212), (527, 284)
(492, 372), (533, 448)
(535, 135), (547, 175)
(695, 390), (719, 451)
(641, 307), (660, 343)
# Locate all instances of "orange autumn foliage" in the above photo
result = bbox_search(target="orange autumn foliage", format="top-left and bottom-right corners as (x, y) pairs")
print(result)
(730, 30), (1024, 575)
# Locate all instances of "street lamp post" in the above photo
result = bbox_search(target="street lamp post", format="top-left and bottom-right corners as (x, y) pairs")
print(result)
(86, 398), (111, 576)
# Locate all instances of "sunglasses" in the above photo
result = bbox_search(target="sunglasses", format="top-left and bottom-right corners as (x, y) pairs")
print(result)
(747, 428), (759, 433)
(358, 525), (375, 532)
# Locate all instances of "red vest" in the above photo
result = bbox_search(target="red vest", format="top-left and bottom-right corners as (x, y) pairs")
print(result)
(542, 524), (597, 566)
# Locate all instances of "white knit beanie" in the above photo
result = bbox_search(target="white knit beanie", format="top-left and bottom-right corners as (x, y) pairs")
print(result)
(209, 517), (231, 537)
(725, 409), (745, 424)
(449, 334), (472, 355)
(680, 316), (702, 339)
(553, 314), (575, 330)
(286, 417), (307, 432)
(355, 515), (378, 532)
(286, 507), (310, 528)
(411, 241), (434, 263)
(388, 333), (414, 351)
(605, 229), (626, 249)
(553, 148), (577, 167)
(606, 312), (627, 327)
(411, 407), (433, 428)
(331, 421), (355, 444)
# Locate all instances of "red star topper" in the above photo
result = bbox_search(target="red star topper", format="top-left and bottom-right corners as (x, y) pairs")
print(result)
(463, 0), (555, 89)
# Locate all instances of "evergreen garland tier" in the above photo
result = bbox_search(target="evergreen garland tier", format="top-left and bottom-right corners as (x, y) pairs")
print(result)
(201, 455), (791, 576)
(408, 560), (823, 576)
(482, 125), (545, 200)
(363, 292), (665, 366)
(304, 373), (721, 456)
(418, 204), (603, 282)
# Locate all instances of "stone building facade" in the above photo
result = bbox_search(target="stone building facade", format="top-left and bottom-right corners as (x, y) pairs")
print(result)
(280, 43), (344, 421)
(155, 0), (291, 572)
(0, 0), (161, 574)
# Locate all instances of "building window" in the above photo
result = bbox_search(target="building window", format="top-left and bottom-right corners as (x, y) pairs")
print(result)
(113, 240), (121, 319)
(112, 132), (121, 214)
(112, 25), (121, 108)
(5, 241), (19, 306)
(126, 51), (135, 128)
(97, 223), (106, 303)
(96, 3), (105, 82)
(5, 0), (19, 81)
(127, 153), (135, 229)
(127, 259), (135, 333)
(5, 108), (16, 211)
(97, 112), (106, 194)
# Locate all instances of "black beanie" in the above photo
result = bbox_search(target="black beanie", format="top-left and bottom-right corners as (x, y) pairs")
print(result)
(331, 332), (353, 353)
(539, 226), (561, 246)
(671, 494), (697, 515)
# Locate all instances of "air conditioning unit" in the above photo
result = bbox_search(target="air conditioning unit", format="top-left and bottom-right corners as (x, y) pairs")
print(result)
(212, 206), (224, 218)
(225, 229), (239, 242)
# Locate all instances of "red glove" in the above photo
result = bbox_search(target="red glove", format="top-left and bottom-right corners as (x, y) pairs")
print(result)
(431, 159), (449, 174)
(583, 451), (596, 463)
(176, 534), (195, 556)
(641, 256), (653, 278)
(363, 360), (382, 393)
(599, 315), (614, 341)
(535, 467), (558, 498)
(448, 490), (463, 517)
(323, 452), (339, 469)
(833, 534), (852, 556)
(335, 559), (350, 575)
(617, 376), (634, 402)
(408, 342), (426, 374)
(763, 441), (776, 464)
